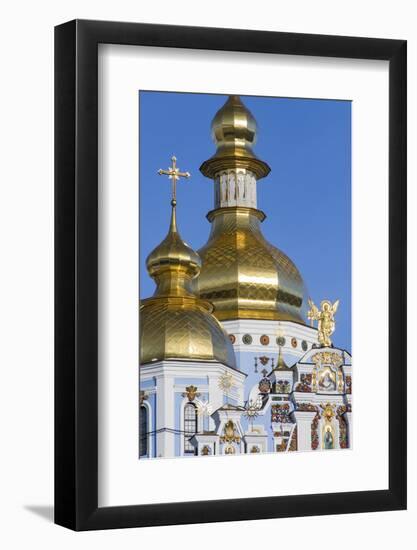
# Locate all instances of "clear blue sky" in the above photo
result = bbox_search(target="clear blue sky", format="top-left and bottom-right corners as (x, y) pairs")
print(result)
(139, 91), (351, 351)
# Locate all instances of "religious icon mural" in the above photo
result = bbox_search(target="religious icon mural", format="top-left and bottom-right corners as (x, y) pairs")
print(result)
(138, 92), (352, 459)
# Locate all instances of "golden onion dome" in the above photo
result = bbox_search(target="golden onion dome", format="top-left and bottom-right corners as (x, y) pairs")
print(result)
(140, 193), (236, 368)
(200, 95), (270, 180)
(146, 204), (201, 297)
(193, 206), (307, 323)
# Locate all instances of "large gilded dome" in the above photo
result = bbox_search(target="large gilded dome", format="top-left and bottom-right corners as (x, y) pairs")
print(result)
(195, 95), (307, 324)
(193, 206), (306, 323)
(140, 195), (236, 368)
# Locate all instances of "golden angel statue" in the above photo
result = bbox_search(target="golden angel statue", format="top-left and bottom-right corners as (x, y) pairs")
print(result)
(307, 298), (339, 347)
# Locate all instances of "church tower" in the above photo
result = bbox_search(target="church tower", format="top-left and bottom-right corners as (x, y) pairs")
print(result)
(194, 95), (316, 366)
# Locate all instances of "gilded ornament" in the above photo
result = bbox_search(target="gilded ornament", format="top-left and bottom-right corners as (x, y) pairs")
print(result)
(220, 420), (241, 444)
(182, 385), (200, 402)
(311, 351), (343, 368)
(308, 298), (340, 347)
(321, 402), (336, 422)
(158, 155), (190, 204)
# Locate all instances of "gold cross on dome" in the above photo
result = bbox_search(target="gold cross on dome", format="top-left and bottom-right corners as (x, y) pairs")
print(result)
(158, 155), (191, 204)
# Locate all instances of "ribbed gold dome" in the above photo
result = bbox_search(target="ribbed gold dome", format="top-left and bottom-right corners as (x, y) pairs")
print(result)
(193, 207), (306, 323)
(140, 201), (236, 368)
(200, 95), (270, 180)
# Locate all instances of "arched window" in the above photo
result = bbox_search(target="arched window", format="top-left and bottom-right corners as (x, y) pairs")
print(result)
(184, 403), (197, 454)
(139, 405), (148, 457)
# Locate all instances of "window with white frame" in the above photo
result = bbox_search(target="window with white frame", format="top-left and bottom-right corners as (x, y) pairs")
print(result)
(184, 402), (197, 454)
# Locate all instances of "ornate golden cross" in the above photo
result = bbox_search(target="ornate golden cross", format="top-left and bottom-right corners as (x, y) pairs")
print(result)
(158, 155), (190, 204)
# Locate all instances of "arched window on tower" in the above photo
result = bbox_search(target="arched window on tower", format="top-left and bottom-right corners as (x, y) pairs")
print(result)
(184, 403), (197, 454)
(139, 405), (148, 457)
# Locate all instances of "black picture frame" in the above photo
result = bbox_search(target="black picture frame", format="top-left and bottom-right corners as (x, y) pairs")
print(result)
(55, 19), (407, 531)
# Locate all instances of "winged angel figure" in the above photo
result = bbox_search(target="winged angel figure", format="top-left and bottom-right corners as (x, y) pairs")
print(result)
(307, 298), (340, 348)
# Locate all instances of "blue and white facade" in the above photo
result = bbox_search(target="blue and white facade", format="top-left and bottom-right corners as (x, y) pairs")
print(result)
(139, 319), (352, 458)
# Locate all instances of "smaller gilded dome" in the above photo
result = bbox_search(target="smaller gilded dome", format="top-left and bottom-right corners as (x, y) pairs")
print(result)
(141, 187), (236, 369)
(146, 204), (201, 297)
(200, 95), (270, 180)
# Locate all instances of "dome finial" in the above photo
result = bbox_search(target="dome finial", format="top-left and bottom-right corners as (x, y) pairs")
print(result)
(158, 154), (191, 205)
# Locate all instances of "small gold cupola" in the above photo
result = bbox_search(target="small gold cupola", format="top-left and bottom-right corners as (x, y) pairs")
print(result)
(200, 95), (270, 180)
(140, 156), (236, 368)
(146, 202), (201, 298)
